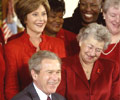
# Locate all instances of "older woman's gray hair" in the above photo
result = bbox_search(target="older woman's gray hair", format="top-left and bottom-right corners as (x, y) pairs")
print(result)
(28, 50), (61, 74)
(77, 23), (111, 50)
(103, 0), (120, 13)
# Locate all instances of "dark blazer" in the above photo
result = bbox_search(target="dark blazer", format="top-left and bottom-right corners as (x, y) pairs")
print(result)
(63, 13), (105, 34)
(11, 83), (66, 100)
(57, 55), (120, 100)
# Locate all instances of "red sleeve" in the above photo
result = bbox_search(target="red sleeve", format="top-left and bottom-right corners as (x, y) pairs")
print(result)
(4, 43), (20, 100)
(110, 62), (120, 100)
(57, 29), (79, 56)
(0, 44), (5, 100)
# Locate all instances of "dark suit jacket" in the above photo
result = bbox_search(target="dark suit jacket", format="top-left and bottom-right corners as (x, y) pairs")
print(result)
(11, 83), (66, 100)
(57, 55), (120, 100)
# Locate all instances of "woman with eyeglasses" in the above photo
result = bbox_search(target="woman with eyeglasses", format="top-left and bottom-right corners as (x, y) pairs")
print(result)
(101, 0), (120, 71)
(56, 23), (120, 100)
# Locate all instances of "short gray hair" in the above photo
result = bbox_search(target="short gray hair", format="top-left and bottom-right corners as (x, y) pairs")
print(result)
(103, 0), (120, 13)
(77, 23), (111, 50)
(28, 50), (61, 74)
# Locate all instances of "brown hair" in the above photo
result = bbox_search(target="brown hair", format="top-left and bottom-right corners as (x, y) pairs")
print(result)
(14, 0), (50, 27)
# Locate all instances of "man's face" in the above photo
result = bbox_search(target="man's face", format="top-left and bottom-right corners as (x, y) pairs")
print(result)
(32, 59), (61, 95)
(80, 0), (102, 24)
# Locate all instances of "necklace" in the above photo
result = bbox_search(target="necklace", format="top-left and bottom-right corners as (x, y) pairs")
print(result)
(102, 40), (119, 55)
(82, 65), (93, 80)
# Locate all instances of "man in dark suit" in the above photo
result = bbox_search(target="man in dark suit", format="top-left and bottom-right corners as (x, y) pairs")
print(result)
(11, 50), (66, 100)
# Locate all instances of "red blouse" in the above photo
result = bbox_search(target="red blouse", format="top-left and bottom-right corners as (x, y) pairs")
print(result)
(0, 28), (5, 45)
(56, 55), (120, 100)
(101, 41), (120, 67)
(4, 31), (66, 100)
(56, 28), (79, 56)
(0, 44), (5, 100)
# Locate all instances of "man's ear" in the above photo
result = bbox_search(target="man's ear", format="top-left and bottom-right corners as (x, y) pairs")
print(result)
(31, 70), (37, 80)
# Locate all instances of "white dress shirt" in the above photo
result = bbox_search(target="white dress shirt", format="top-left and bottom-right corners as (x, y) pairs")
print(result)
(33, 83), (52, 100)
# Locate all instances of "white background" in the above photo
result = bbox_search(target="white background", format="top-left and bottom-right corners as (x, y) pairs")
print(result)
(63, 0), (79, 18)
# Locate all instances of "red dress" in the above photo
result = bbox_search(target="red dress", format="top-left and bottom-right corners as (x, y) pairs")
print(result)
(56, 28), (79, 56)
(0, 44), (5, 100)
(56, 55), (120, 100)
(4, 30), (66, 100)
(101, 41), (120, 73)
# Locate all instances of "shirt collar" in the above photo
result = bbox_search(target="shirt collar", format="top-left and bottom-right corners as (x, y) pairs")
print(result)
(33, 83), (52, 100)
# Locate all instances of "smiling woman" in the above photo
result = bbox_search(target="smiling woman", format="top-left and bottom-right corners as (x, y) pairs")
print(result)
(63, 0), (105, 34)
(4, 0), (66, 99)
(56, 23), (120, 100)
(44, 0), (80, 56)
(101, 0), (120, 77)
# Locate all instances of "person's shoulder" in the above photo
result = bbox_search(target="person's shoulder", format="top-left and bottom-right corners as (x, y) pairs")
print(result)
(98, 57), (118, 69)
(63, 16), (81, 34)
(63, 17), (74, 26)
(11, 92), (31, 100)
(62, 55), (78, 67)
(62, 54), (77, 61)
(11, 84), (34, 100)
(7, 31), (24, 42)
(99, 57), (116, 64)
(52, 93), (66, 100)
(6, 33), (24, 45)
(43, 34), (65, 45)
(61, 28), (76, 36)
(11, 88), (31, 100)
(5, 32), (25, 49)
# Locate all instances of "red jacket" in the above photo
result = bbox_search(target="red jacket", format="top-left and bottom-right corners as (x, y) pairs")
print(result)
(0, 28), (5, 45)
(56, 28), (79, 56)
(0, 44), (5, 100)
(57, 55), (120, 100)
(5, 30), (66, 100)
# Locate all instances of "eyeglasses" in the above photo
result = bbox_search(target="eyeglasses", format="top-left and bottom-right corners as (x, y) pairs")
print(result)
(86, 45), (103, 54)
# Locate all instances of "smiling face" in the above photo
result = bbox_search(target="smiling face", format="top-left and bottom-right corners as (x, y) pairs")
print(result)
(45, 11), (64, 35)
(80, 0), (102, 25)
(25, 5), (47, 34)
(32, 59), (61, 95)
(103, 6), (120, 35)
(79, 35), (104, 64)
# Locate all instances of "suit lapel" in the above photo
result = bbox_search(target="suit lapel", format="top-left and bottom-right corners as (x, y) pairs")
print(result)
(90, 59), (104, 86)
(69, 55), (89, 88)
(69, 55), (104, 88)
(27, 83), (40, 100)
(52, 94), (56, 100)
